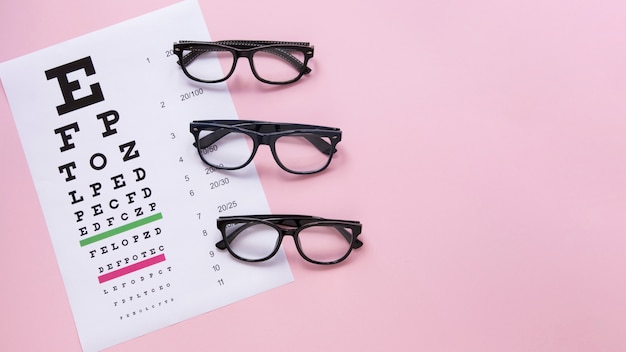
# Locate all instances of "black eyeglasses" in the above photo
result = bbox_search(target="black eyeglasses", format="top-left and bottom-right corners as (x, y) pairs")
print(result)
(173, 40), (314, 84)
(216, 215), (363, 265)
(190, 120), (341, 174)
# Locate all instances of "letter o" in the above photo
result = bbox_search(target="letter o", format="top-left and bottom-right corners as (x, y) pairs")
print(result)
(89, 153), (107, 170)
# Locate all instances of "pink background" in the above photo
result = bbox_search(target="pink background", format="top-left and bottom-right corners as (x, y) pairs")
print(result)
(1, 0), (626, 351)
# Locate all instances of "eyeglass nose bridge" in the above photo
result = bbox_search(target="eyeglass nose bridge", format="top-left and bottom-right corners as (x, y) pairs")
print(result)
(257, 134), (274, 145)
(280, 228), (298, 237)
(233, 51), (255, 71)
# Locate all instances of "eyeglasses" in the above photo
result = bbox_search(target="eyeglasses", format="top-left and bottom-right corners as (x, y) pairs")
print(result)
(190, 120), (342, 174)
(173, 40), (314, 84)
(216, 215), (363, 265)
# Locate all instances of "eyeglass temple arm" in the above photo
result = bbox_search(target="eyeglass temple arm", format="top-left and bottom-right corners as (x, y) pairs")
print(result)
(177, 41), (311, 74)
(215, 222), (259, 249)
(302, 135), (336, 155)
(262, 48), (312, 74)
(193, 128), (230, 149)
(194, 129), (336, 155)
(178, 47), (227, 67)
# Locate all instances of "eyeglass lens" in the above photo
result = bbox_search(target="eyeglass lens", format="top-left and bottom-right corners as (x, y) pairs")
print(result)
(251, 49), (306, 83)
(181, 47), (306, 83)
(223, 221), (354, 263)
(197, 129), (333, 173)
(183, 49), (232, 82)
(198, 129), (253, 168)
(225, 222), (280, 261)
(296, 224), (353, 263)
(273, 134), (333, 173)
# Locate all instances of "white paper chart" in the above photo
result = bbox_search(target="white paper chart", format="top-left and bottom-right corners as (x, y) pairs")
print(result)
(0, 1), (293, 351)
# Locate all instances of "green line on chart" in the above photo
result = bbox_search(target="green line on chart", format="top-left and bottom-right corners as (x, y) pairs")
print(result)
(79, 212), (163, 247)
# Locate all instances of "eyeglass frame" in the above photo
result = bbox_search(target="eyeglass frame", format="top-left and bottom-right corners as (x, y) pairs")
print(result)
(189, 120), (342, 175)
(173, 40), (315, 84)
(215, 214), (363, 265)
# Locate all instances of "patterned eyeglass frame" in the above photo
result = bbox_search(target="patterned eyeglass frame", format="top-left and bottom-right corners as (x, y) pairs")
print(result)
(173, 40), (314, 84)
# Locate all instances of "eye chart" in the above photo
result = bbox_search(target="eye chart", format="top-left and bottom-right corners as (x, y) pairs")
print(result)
(0, 1), (293, 351)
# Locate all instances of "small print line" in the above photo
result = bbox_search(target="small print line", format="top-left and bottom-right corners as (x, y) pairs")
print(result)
(98, 253), (166, 283)
(79, 212), (163, 247)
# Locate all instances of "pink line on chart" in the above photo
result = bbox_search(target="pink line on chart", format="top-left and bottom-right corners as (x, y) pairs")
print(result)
(98, 254), (166, 283)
